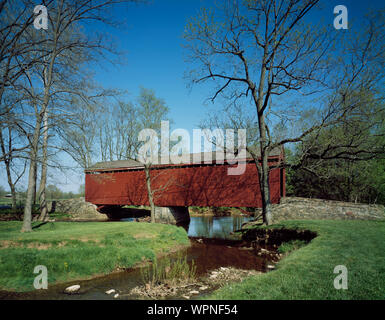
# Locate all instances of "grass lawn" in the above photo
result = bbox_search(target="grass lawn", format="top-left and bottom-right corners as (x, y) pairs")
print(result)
(0, 221), (190, 292)
(209, 220), (385, 300)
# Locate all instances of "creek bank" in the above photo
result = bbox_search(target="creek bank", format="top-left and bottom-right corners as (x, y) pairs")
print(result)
(239, 226), (317, 246)
(0, 221), (190, 293)
(127, 267), (262, 299)
(207, 220), (385, 299)
(1, 217), (313, 300)
(124, 237), (281, 300)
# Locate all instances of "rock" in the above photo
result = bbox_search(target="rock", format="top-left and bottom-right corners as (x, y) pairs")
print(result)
(47, 197), (107, 221)
(220, 267), (228, 271)
(189, 290), (199, 295)
(199, 286), (209, 290)
(114, 293), (119, 299)
(64, 285), (80, 294)
(182, 295), (190, 299)
(267, 265), (275, 270)
(105, 289), (115, 295)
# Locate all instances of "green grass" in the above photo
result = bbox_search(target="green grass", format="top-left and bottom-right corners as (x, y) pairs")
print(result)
(48, 212), (72, 219)
(277, 239), (308, 254)
(0, 221), (189, 292)
(208, 220), (385, 300)
(141, 253), (197, 286)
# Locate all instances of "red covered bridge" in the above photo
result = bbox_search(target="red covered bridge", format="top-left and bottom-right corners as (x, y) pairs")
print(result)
(85, 148), (285, 221)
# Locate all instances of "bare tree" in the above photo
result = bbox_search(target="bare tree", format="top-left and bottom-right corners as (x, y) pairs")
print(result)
(184, 0), (385, 224)
(0, 1), (52, 210)
(62, 87), (171, 222)
(136, 88), (171, 222)
(12, 0), (138, 232)
(0, 0), (52, 116)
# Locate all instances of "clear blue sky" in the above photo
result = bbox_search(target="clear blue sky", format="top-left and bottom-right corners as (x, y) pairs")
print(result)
(92, 0), (218, 134)
(90, 0), (385, 135)
(1, 0), (384, 193)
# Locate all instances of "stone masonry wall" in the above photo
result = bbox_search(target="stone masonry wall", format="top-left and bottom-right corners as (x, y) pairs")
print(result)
(48, 197), (107, 221)
(269, 197), (385, 223)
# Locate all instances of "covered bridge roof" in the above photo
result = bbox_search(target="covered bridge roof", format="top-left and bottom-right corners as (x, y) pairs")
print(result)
(87, 147), (283, 171)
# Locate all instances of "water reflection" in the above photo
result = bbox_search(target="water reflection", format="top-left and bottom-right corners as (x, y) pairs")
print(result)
(188, 216), (253, 239)
(122, 214), (253, 239)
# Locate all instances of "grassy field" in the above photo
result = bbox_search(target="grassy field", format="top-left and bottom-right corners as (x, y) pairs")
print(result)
(0, 221), (190, 292)
(209, 220), (385, 300)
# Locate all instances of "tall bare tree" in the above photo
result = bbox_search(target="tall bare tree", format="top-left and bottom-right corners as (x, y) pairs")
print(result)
(13, 0), (137, 232)
(184, 0), (385, 224)
(135, 88), (171, 222)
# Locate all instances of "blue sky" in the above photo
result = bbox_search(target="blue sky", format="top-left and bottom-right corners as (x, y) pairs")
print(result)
(92, 0), (217, 134)
(1, 0), (384, 193)
(91, 0), (384, 134)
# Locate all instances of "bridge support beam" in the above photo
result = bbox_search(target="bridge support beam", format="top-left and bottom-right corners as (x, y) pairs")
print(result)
(154, 206), (190, 227)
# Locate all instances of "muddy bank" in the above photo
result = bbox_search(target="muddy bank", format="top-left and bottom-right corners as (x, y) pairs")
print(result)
(126, 237), (281, 300)
(129, 267), (262, 300)
(240, 225), (317, 246)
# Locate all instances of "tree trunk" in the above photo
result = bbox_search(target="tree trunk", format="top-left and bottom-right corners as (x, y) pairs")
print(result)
(254, 151), (273, 225)
(22, 116), (42, 232)
(254, 82), (273, 223)
(32, 161), (37, 207)
(0, 129), (17, 212)
(5, 162), (17, 213)
(6, 166), (17, 213)
(144, 164), (155, 223)
(38, 110), (49, 221)
(259, 152), (272, 225)
(251, 44), (273, 225)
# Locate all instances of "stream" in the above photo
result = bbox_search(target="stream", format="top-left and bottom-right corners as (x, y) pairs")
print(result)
(1, 215), (280, 300)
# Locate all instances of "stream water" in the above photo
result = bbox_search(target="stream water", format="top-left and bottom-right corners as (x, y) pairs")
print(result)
(1, 215), (278, 300)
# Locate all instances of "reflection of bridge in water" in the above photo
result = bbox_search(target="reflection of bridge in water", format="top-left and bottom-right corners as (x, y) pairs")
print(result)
(85, 149), (285, 224)
(188, 216), (253, 239)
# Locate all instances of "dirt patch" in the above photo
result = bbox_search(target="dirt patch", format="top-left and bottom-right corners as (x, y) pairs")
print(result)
(0, 240), (52, 250)
(133, 232), (156, 239)
(0, 238), (103, 250)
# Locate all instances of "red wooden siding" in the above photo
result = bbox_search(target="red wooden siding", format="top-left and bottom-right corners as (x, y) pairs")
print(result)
(85, 157), (285, 208)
